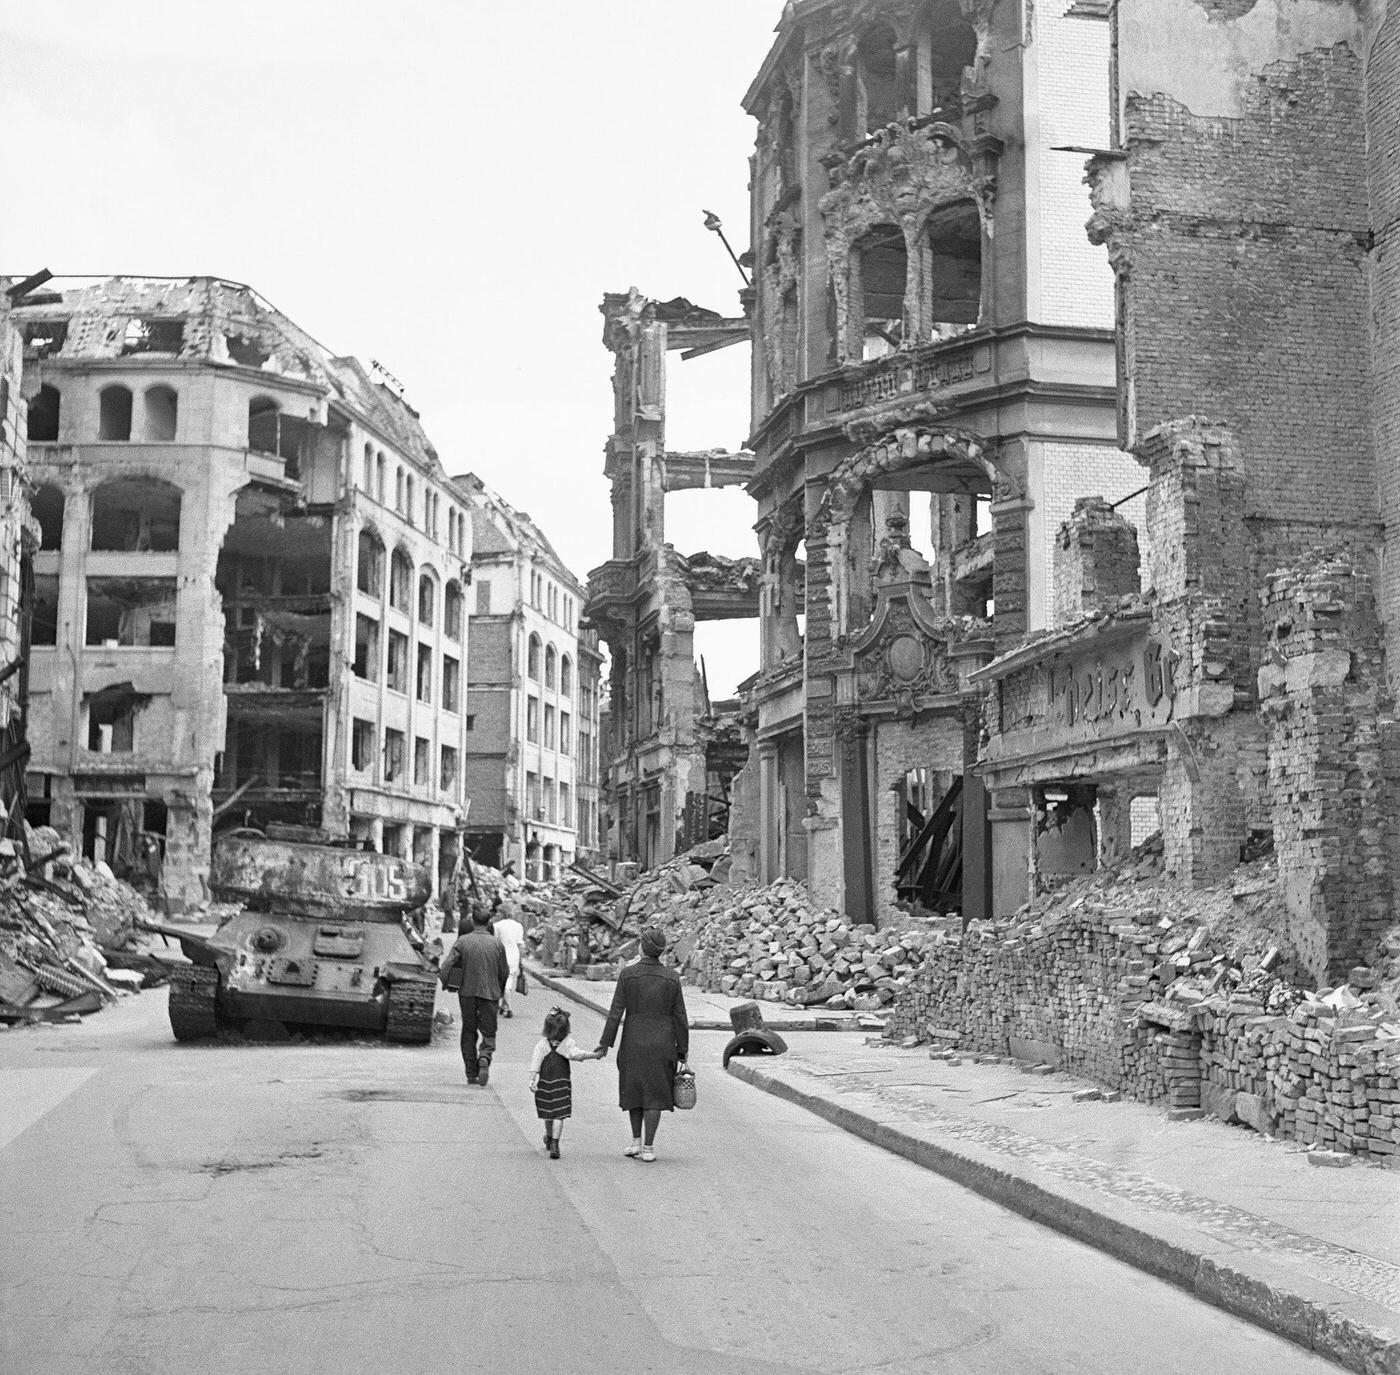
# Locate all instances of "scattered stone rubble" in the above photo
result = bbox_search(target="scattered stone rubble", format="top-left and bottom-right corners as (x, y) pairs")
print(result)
(0, 825), (159, 1025)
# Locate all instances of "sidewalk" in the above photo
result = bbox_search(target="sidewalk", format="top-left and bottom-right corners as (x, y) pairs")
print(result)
(531, 964), (1400, 1375)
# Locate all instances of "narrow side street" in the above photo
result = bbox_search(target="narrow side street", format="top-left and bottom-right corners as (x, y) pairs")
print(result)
(0, 989), (1344, 1375)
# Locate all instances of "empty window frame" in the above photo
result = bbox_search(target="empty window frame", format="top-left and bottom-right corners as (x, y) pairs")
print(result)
(121, 318), (183, 355)
(353, 613), (380, 681)
(414, 736), (431, 786)
(387, 630), (409, 693)
(351, 718), (375, 771)
(248, 397), (280, 454)
(375, 452), (386, 504)
(442, 655), (460, 711)
(858, 23), (902, 131)
(527, 634), (541, 681)
(357, 529), (385, 596)
(418, 571), (436, 626)
(85, 577), (177, 646)
(854, 224), (908, 359)
(560, 711), (571, 753)
(924, 200), (982, 338)
(362, 444), (374, 492)
(560, 654), (573, 698)
(416, 643), (432, 702)
(925, 0), (978, 108)
(27, 383), (60, 442)
(560, 782), (571, 827)
(444, 581), (463, 640)
(84, 690), (140, 753)
(33, 484), (64, 550)
(527, 695), (539, 743)
(142, 385), (178, 441)
(383, 728), (406, 782)
(389, 548), (412, 611)
(98, 385), (133, 441)
(544, 645), (557, 691)
(32, 573), (59, 646)
(405, 474), (416, 526)
(248, 397), (308, 475)
(440, 745), (458, 793)
(544, 703), (556, 750)
(90, 477), (181, 552)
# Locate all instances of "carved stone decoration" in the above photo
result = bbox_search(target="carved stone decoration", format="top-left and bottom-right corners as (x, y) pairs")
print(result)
(845, 571), (959, 716)
(834, 706), (867, 742)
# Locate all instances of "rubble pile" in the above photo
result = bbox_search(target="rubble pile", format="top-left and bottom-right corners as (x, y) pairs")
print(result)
(0, 826), (156, 1024)
(884, 835), (1400, 1159)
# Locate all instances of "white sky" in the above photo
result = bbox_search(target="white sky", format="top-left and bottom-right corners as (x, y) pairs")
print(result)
(0, 0), (780, 694)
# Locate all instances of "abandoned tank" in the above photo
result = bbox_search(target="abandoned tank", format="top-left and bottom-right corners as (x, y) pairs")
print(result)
(161, 825), (439, 1044)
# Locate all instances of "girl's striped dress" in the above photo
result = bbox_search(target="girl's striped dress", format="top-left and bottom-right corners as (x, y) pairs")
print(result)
(531, 1033), (589, 1120)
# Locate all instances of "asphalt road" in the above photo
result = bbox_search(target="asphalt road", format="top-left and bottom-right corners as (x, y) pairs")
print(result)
(0, 988), (1343, 1375)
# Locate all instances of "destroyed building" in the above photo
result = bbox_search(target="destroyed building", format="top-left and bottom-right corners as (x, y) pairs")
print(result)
(454, 472), (601, 878)
(734, 0), (1138, 924)
(18, 278), (475, 910)
(584, 292), (758, 868)
(968, 0), (1400, 982)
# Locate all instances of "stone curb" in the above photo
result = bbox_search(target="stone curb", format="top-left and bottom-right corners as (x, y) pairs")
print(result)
(727, 1058), (1400, 1375)
(523, 965), (864, 1032)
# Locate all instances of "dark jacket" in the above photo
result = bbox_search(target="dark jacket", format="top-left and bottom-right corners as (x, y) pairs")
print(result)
(599, 956), (689, 1109)
(440, 926), (510, 1000)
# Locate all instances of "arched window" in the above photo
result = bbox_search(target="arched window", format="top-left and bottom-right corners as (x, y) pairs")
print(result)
(27, 384), (60, 442)
(527, 634), (542, 681)
(98, 385), (133, 441)
(395, 466), (405, 514)
(544, 645), (557, 691)
(858, 24), (902, 131)
(417, 570), (436, 625)
(444, 580), (463, 640)
(248, 397), (279, 453)
(925, 0), (977, 107)
(389, 547), (412, 610)
(362, 443), (374, 492)
(142, 385), (178, 441)
(854, 224), (908, 359)
(405, 474), (416, 526)
(33, 484), (64, 551)
(560, 654), (573, 698)
(91, 476), (181, 551)
(357, 528), (385, 596)
(925, 200), (982, 338)
(375, 452), (386, 504)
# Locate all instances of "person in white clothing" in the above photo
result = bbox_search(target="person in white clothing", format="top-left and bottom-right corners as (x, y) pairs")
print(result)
(493, 900), (526, 1018)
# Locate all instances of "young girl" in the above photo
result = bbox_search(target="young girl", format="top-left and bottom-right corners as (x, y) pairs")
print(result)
(529, 1007), (603, 1158)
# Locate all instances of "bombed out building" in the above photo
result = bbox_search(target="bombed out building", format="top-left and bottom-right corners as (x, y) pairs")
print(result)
(970, 0), (1400, 983)
(18, 279), (475, 911)
(735, 0), (1139, 925)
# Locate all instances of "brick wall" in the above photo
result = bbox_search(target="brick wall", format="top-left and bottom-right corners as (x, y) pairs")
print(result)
(1052, 496), (1141, 625)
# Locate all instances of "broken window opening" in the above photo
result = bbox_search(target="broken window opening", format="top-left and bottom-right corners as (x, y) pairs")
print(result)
(527, 695), (540, 743)
(121, 318), (184, 356)
(395, 466), (405, 515)
(33, 484), (64, 550)
(351, 718), (375, 772)
(357, 528), (385, 597)
(142, 384), (178, 442)
(445, 581), (463, 639)
(528, 634), (542, 682)
(353, 614), (380, 681)
(85, 687), (144, 754)
(417, 570), (436, 626)
(924, 0), (978, 108)
(404, 474), (416, 527)
(416, 643), (432, 703)
(32, 573), (59, 646)
(375, 452), (386, 504)
(98, 385), (133, 441)
(90, 477), (182, 552)
(895, 770), (964, 913)
(24, 320), (67, 359)
(545, 703), (556, 750)
(27, 383), (60, 442)
(387, 630), (409, 693)
(440, 745), (458, 794)
(560, 710), (571, 753)
(443, 655), (460, 712)
(362, 444), (374, 492)
(560, 654), (573, 699)
(225, 333), (271, 368)
(858, 24), (903, 131)
(389, 548), (412, 612)
(925, 200), (981, 339)
(545, 644), (557, 691)
(855, 225), (908, 359)
(383, 728), (406, 783)
(414, 736), (431, 786)
(247, 397), (308, 477)
(85, 577), (178, 647)
(248, 397), (280, 455)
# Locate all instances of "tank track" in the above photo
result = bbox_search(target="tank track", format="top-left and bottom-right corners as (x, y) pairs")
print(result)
(169, 964), (219, 1041)
(385, 977), (436, 1044)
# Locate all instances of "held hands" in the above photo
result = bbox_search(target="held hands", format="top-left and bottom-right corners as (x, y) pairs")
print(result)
(592, 1047), (607, 1059)
(529, 1074), (539, 1090)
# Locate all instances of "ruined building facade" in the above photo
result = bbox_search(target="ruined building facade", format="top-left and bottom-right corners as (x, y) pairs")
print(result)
(585, 292), (758, 868)
(971, 0), (1400, 982)
(18, 279), (475, 910)
(456, 473), (599, 879)
(737, 0), (1136, 923)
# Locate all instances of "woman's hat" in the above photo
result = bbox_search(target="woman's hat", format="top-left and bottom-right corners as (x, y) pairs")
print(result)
(640, 927), (667, 958)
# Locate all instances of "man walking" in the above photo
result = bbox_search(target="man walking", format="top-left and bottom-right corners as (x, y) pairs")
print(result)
(438, 902), (510, 1086)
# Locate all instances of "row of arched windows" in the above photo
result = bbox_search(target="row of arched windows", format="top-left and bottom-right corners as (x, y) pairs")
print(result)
(359, 441), (466, 556)
(526, 633), (574, 697)
(356, 528), (463, 639)
(30, 478), (182, 553)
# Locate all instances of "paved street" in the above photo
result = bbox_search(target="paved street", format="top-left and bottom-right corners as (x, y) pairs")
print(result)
(1, 989), (1343, 1375)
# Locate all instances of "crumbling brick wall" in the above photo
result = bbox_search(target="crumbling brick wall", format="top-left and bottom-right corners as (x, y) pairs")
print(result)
(1052, 495), (1140, 626)
(1259, 554), (1400, 983)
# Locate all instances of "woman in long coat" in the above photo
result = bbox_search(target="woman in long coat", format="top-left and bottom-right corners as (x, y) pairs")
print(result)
(595, 926), (689, 1162)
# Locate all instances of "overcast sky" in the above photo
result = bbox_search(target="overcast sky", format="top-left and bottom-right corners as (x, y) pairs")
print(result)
(1, 0), (780, 694)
